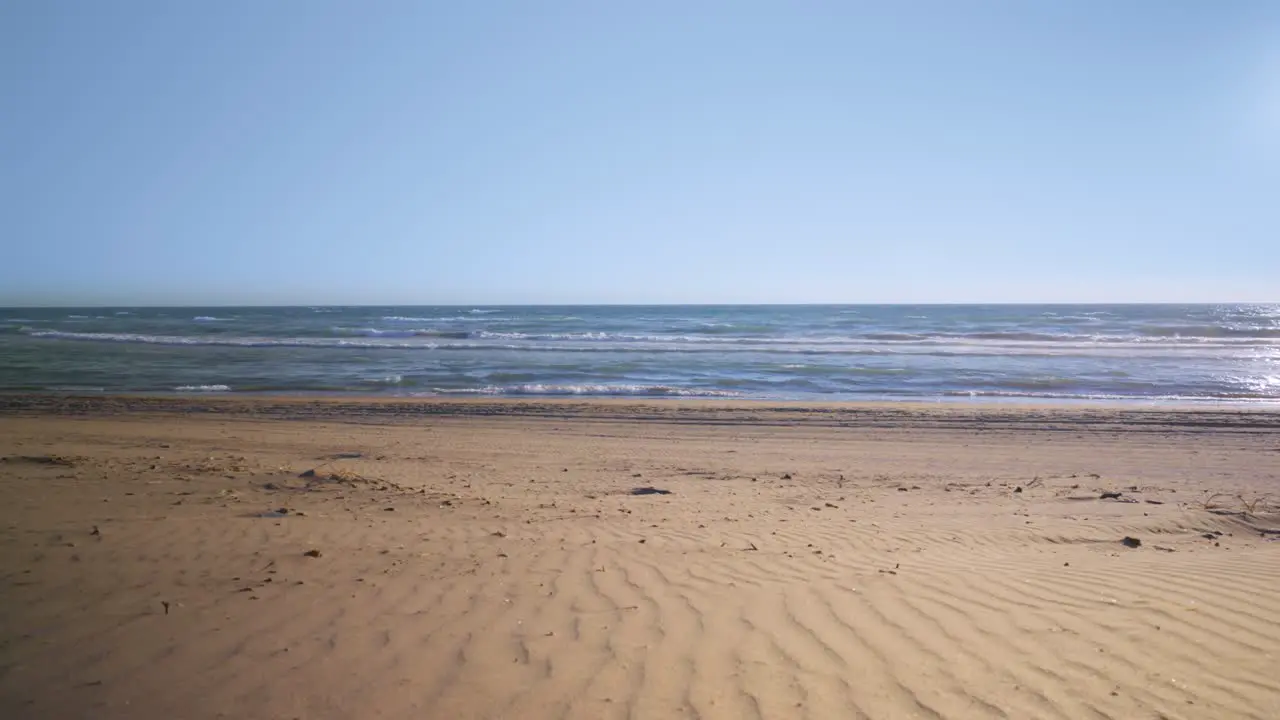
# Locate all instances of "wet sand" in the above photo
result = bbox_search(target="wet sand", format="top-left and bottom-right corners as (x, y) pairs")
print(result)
(2, 396), (1278, 719)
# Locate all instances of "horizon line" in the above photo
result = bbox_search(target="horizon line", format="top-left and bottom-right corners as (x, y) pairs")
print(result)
(2, 301), (1277, 309)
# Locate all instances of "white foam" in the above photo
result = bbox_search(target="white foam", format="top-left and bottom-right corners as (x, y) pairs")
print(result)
(477, 330), (616, 341)
(430, 383), (741, 397)
(382, 315), (514, 323)
(174, 384), (231, 392)
(367, 375), (405, 385)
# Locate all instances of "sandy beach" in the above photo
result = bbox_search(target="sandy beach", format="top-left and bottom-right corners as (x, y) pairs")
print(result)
(1, 396), (1278, 719)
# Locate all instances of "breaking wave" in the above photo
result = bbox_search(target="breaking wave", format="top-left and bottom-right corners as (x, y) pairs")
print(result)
(427, 384), (741, 397)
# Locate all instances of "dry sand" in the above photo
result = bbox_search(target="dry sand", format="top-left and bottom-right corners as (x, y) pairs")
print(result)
(1, 396), (1278, 719)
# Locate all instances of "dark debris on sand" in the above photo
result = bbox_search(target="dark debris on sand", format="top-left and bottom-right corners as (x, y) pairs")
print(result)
(630, 487), (672, 496)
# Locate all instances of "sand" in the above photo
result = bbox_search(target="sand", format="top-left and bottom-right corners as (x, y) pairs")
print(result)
(1, 396), (1278, 719)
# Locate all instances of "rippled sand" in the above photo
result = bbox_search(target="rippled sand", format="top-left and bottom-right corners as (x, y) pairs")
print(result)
(2, 398), (1278, 719)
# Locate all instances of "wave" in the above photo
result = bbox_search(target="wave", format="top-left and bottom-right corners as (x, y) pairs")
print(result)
(175, 384), (231, 392)
(426, 383), (740, 397)
(477, 330), (617, 341)
(341, 327), (471, 339)
(1138, 325), (1280, 339)
(967, 332), (1089, 342)
(778, 364), (910, 376)
(28, 321), (1280, 349)
(19, 329), (616, 353)
(24, 330), (367, 348)
(1233, 374), (1280, 393)
(685, 323), (775, 335)
(382, 315), (509, 323)
(21, 328), (1272, 359)
(471, 329), (1278, 346)
(864, 330), (1280, 344)
(476, 372), (554, 384)
(978, 377), (1089, 390)
(944, 389), (1279, 402)
(365, 375), (406, 385)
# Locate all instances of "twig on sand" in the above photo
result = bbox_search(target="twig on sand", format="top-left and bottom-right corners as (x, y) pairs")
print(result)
(1239, 494), (1274, 515)
(1200, 492), (1231, 511)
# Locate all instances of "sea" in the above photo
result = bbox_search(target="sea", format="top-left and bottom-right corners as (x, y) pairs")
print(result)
(1, 305), (1277, 404)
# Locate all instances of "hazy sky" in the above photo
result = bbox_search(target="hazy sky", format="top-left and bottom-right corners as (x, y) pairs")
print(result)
(2, 1), (1277, 306)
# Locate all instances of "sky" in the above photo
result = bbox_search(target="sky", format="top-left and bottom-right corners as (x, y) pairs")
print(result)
(2, 1), (1277, 306)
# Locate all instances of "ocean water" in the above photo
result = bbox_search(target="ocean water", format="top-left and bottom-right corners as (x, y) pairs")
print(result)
(1, 305), (1277, 403)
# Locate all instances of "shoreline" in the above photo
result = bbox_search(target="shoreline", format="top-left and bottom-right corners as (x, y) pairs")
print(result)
(8, 390), (1280, 408)
(3, 392), (1280, 432)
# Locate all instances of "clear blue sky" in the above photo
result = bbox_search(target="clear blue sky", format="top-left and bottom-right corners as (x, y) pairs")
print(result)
(2, 1), (1277, 306)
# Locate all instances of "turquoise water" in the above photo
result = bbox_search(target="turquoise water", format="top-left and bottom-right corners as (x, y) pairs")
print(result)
(1, 305), (1277, 402)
